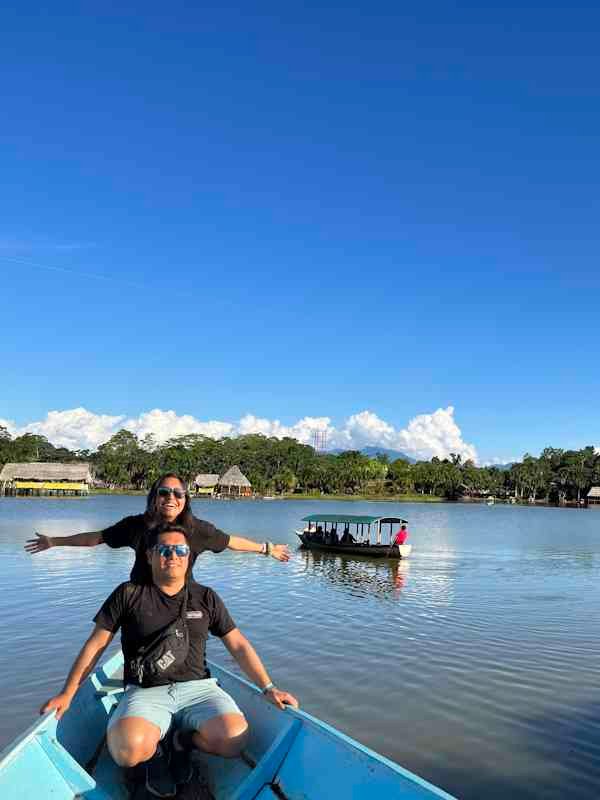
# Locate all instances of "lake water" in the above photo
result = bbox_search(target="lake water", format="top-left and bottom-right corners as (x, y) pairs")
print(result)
(1, 496), (599, 799)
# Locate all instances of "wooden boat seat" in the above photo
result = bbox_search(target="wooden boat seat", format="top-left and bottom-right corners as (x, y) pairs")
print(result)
(94, 665), (125, 699)
(226, 718), (301, 800)
(252, 789), (280, 800)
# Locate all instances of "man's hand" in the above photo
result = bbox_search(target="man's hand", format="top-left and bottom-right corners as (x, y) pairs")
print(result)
(270, 544), (290, 562)
(25, 533), (52, 555)
(264, 687), (299, 710)
(40, 692), (73, 720)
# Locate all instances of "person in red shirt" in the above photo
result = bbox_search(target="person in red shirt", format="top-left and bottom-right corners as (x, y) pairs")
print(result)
(393, 523), (409, 546)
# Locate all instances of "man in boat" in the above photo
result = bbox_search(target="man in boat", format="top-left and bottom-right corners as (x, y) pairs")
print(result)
(41, 522), (299, 798)
(25, 473), (290, 583)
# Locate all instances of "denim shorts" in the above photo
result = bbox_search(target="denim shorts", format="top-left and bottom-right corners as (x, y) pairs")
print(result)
(107, 678), (243, 739)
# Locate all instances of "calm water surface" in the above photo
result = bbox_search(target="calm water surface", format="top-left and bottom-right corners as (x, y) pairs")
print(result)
(1, 496), (599, 799)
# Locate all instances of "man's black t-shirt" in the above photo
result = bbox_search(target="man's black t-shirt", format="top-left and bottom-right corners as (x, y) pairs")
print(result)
(101, 514), (230, 583)
(94, 581), (236, 685)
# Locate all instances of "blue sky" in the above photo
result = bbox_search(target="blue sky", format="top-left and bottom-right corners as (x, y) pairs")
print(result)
(1, 2), (599, 463)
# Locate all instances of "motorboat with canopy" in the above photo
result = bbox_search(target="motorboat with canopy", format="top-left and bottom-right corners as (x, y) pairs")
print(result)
(296, 514), (412, 558)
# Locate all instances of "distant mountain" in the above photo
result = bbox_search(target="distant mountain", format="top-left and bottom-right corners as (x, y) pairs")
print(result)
(486, 462), (514, 471)
(361, 446), (416, 463)
(329, 446), (416, 463)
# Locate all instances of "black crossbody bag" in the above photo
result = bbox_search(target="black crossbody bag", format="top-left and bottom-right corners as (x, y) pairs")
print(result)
(128, 587), (190, 687)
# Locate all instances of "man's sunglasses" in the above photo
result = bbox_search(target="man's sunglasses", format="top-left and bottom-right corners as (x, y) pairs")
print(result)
(157, 487), (186, 500)
(153, 544), (190, 558)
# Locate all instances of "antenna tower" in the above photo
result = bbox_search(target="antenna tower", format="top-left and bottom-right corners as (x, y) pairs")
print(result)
(313, 430), (327, 452)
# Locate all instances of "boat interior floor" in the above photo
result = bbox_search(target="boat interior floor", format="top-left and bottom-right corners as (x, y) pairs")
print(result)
(89, 736), (253, 800)
(79, 658), (304, 800)
(90, 666), (254, 800)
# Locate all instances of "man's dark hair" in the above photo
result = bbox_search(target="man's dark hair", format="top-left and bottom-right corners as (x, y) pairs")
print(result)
(146, 523), (191, 551)
(145, 473), (194, 529)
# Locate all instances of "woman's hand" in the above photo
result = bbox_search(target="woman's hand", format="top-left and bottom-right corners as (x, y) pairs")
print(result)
(270, 544), (290, 562)
(25, 533), (53, 555)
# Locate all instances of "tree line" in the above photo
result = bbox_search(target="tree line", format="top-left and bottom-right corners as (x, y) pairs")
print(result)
(1, 425), (599, 503)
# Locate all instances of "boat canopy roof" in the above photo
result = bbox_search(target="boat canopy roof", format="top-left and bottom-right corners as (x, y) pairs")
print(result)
(301, 514), (407, 525)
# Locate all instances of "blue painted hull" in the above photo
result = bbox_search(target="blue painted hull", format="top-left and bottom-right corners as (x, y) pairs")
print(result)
(0, 652), (456, 799)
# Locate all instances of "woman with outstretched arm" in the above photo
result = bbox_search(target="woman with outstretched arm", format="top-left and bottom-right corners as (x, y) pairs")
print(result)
(25, 473), (289, 583)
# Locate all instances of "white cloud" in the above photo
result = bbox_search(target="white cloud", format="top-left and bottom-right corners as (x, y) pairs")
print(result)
(237, 414), (290, 438)
(18, 408), (125, 451)
(336, 411), (395, 449)
(395, 406), (478, 462)
(237, 414), (334, 446)
(124, 409), (234, 442)
(4, 405), (478, 462)
(0, 417), (17, 435)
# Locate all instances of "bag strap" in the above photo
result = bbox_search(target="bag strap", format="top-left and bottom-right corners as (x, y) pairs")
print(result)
(133, 585), (189, 658)
(180, 585), (188, 616)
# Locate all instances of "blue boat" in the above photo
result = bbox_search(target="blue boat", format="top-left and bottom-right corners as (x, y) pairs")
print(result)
(0, 651), (456, 799)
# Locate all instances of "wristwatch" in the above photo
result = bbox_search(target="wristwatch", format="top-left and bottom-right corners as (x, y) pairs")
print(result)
(261, 682), (275, 694)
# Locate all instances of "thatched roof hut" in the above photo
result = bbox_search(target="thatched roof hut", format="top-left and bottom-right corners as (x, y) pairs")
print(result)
(194, 474), (220, 495)
(194, 474), (220, 488)
(587, 486), (600, 505)
(0, 462), (93, 495)
(218, 465), (252, 496)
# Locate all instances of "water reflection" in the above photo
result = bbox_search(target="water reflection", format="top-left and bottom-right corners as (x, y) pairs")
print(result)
(297, 549), (411, 600)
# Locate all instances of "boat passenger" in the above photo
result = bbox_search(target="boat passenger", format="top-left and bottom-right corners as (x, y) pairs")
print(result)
(393, 524), (409, 546)
(329, 529), (339, 545)
(25, 473), (290, 583)
(340, 529), (355, 545)
(40, 523), (299, 797)
(315, 525), (324, 542)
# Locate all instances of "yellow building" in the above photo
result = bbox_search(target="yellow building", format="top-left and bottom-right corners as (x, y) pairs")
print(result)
(193, 474), (220, 496)
(0, 462), (93, 496)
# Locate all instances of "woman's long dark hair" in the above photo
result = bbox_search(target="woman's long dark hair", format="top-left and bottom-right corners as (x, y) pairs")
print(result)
(144, 472), (195, 529)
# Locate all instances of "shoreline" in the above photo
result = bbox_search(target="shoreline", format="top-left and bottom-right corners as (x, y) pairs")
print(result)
(5, 489), (589, 508)
(90, 491), (583, 507)
(278, 493), (445, 502)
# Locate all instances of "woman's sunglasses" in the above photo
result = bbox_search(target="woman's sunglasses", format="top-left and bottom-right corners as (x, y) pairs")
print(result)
(157, 486), (186, 500)
(153, 544), (190, 558)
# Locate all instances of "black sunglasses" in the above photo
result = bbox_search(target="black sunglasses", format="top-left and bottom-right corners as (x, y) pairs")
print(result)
(157, 486), (186, 500)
